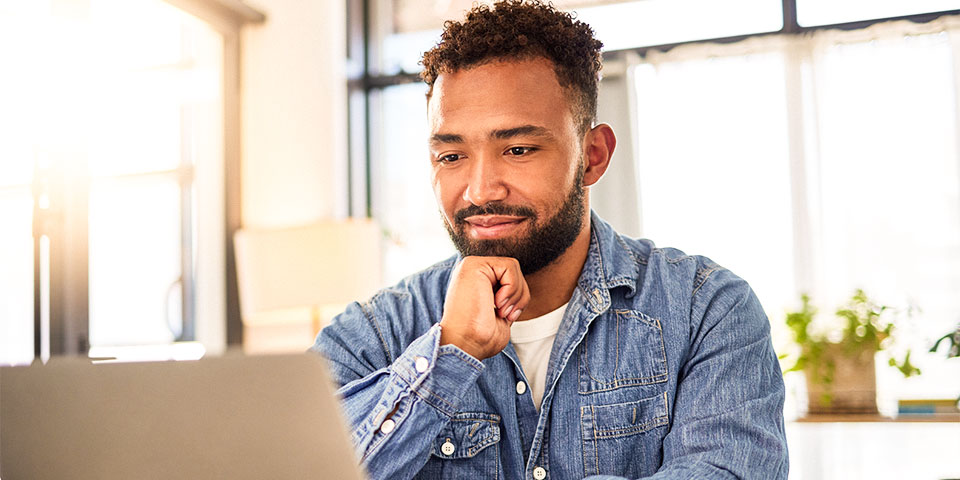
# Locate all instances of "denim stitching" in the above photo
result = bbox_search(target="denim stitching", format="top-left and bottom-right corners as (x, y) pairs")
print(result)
(652, 247), (696, 265)
(465, 432), (500, 457)
(614, 306), (621, 376)
(412, 384), (458, 416)
(579, 310), (669, 393)
(437, 349), (484, 373)
(692, 265), (722, 297)
(592, 405), (600, 476)
(578, 375), (670, 394)
(361, 389), (414, 461)
(361, 298), (393, 363)
(580, 406), (588, 479)
(593, 416), (668, 439)
(438, 415), (501, 458)
(493, 440), (499, 480)
(582, 393), (670, 440)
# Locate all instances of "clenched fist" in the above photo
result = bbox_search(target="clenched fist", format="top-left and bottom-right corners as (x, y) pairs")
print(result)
(439, 256), (531, 360)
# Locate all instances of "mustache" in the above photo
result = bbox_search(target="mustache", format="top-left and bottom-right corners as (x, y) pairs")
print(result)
(453, 202), (537, 225)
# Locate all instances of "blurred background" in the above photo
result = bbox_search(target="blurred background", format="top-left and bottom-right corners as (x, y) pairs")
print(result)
(1, 0), (959, 478)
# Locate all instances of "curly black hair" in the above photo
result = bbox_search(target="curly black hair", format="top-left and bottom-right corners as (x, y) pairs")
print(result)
(420, 0), (604, 134)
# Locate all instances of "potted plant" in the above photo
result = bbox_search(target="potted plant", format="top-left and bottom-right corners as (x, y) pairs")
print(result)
(931, 322), (960, 359)
(783, 289), (920, 414)
(931, 322), (960, 405)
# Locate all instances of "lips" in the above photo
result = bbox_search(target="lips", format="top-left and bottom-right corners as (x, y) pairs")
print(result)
(464, 215), (528, 239)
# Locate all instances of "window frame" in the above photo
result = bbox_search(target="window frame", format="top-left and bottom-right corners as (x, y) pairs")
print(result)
(25, 0), (265, 359)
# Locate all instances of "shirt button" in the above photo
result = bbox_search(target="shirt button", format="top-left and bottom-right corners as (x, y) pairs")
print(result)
(379, 418), (396, 434)
(440, 440), (456, 456)
(533, 466), (547, 479)
(414, 356), (429, 373)
(516, 381), (527, 395)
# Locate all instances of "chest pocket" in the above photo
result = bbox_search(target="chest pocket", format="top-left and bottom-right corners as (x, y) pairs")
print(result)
(413, 412), (501, 480)
(578, 309), (668, 393)
(581, 392), (669, 478)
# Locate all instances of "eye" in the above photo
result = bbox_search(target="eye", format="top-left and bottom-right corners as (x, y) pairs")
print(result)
(437, 153), (463, 164)
(506, 146), (537, 156)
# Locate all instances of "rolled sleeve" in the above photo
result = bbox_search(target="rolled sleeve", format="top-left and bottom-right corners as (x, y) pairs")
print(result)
(383, 323), (486, 418)
(319, 318), (486, 479)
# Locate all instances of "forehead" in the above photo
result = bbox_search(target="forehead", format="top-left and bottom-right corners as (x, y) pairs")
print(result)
(426, 58), (575, 136)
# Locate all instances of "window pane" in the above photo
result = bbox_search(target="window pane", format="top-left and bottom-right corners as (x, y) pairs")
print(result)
(372, 84), (455, 285)
(85, 0), (220, 177)
(1, 0), (222, 357)
(380, 28), (442, 75)
(0, 187), (35, 365)
(88, 175), (182, 346)
(86, 70), (185, 178)
(632, 52), (795, 319)
(576, 0), (782, 51)
(380, 0), (783, 74)
(811, 33), (960, 400)
(798, 0), (960, 27)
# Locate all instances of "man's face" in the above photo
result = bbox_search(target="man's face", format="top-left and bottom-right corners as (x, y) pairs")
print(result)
(427, 57), (587, 274)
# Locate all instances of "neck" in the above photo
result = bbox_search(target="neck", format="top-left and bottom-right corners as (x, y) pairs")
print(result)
(516, 220), (592, 320)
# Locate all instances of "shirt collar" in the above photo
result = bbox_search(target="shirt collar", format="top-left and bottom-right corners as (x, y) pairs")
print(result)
(576, 211), (641, 313)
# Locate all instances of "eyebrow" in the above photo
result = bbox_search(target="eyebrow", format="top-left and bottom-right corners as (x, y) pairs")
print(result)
(430, 125), (553, 146)
(491, 125), (553, 140)
(430, 133), (464, 145)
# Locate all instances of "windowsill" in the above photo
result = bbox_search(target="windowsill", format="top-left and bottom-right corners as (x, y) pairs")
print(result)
(794, 413), (960, 423)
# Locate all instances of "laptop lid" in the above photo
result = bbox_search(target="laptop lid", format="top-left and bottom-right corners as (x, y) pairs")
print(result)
(0, 353), (366, 480)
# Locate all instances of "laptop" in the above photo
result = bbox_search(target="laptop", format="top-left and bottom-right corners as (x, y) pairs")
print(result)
(0, 353), (366, 480)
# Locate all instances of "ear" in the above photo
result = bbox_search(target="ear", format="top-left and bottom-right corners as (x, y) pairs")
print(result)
(581, 123), (616, 187)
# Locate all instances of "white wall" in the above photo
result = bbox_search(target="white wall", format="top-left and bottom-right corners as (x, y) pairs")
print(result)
(240, 0), (347, 229)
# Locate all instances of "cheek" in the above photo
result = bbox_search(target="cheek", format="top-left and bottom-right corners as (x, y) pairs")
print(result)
(431, 173), (457, 219)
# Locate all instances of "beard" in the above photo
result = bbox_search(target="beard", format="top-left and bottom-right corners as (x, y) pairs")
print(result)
(443, 164), (586, 275)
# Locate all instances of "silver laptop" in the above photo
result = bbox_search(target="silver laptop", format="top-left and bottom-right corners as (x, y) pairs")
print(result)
(0, 353), (366, 480)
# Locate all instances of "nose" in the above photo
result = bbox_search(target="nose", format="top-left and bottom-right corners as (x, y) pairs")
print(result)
(462, 155), (507, 206)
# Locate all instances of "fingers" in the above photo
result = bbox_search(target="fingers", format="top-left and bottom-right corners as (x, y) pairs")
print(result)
(492, 258), (530, 322)
(440, 255), (533, 360)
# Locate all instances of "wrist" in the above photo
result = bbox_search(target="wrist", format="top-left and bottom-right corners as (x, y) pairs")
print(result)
(438, 323), (484, 360)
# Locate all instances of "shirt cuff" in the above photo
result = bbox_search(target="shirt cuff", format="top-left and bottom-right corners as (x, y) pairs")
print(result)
(389, 323), (485, 418)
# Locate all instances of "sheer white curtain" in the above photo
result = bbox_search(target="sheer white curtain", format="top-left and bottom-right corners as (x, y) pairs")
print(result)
(596, 15), (960, 408)
(593, 19), (960, 479)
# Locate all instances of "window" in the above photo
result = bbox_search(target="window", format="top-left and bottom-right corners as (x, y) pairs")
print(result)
(369, 84), (456, 285)
(0, 0), (226, 365)
(376, 0), (784, 76)
(631, 48), (796, 324)
(625, 21), (960, 405)
(807, 28), (960, 401)
(576, 0), (782, 51)
(798, 0), (960, 27)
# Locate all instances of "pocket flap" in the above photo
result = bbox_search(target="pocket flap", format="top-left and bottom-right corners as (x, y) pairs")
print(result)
(430, 412), (501, 459)
(581, 392), (669, 440)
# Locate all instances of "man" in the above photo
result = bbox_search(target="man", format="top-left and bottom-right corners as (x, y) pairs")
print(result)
(312, 1), (789, 478)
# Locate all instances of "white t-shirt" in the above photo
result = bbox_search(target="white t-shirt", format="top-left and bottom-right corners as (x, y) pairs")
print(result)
(510, 303), (567, 411)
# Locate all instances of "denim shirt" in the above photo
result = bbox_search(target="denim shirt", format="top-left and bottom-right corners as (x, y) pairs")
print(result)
(311, 212), (789, 480)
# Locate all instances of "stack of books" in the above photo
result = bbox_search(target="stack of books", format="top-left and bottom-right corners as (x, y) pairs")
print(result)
(897, 399), (960, 416)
